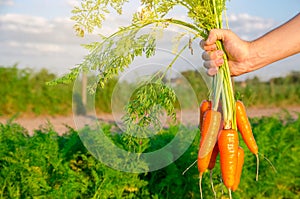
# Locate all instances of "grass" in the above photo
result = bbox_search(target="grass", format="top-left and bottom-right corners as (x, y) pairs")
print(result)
(0, 114), (299, 198)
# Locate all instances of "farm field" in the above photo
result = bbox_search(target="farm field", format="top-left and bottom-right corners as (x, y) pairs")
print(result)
(0, 66), (300, 198)
(0, 112), (299, 198)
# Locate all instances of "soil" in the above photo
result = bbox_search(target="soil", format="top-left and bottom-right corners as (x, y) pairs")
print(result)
(1, 106), (300, 135)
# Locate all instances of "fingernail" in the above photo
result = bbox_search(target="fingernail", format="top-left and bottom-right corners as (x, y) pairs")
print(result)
(216, 59), (224, 66)
(208, 67), (218, 76)
(199, 40), (204, 48)
(217, 50), (223, 57)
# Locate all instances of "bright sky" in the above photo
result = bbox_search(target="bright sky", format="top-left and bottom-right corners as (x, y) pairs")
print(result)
(0, 0), (299, 81)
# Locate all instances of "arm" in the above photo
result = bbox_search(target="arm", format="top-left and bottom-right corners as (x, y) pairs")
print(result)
(248, 13), (300, 72)
(201, 13), (300, 76)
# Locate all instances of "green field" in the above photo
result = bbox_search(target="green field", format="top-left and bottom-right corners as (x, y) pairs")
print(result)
(0, 65), (300, 198)
(1, 65), (300, 117)
(0, 115), (299, 198)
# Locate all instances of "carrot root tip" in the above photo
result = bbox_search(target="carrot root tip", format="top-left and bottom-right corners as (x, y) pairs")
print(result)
(199, 175), (203, 199)
(228, 188), (232, 199)
(256, 153), (259, 181)
(182, 159), (197, 175)
(210, 170), (217, 199)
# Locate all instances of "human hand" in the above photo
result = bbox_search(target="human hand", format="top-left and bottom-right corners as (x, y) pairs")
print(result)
(200, 29), (251, 76)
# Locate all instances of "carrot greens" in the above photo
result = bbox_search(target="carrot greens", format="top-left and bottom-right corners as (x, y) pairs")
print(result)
(50, 0), (236, 130)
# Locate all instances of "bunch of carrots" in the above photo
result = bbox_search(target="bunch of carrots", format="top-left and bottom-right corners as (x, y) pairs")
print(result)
(197, 99), (259, 199)
(192, 1), (259, 198)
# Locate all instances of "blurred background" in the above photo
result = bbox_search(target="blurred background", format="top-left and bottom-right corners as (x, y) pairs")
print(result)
(0, 0), (300, 80)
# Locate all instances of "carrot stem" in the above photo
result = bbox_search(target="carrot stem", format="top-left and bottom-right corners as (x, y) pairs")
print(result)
(215, 40), (236, 130)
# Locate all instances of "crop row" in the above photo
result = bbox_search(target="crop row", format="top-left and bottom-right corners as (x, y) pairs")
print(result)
(0, 114), (299, 198)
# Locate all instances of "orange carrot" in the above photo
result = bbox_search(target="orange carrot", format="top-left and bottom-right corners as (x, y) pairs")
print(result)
(198, 110), (220, 176)
(232, 147), (245, 192)
(199, 110), (221, 158)
(199, 100), (212, 129)
(236, 100), (258, 154)
(198, 148), (213, 199)
(218, 129), (239, 190)
(208, 142), (219, 170)
(208, 142), (219, 198)
(198, 110), (221, 199)
(236, 100), (259, 181)
(198, 151), (213, 176)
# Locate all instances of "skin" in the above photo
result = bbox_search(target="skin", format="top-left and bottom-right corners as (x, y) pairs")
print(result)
(200, 13), (300, 76)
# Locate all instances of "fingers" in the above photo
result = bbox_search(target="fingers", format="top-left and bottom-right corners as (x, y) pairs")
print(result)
(202, 50), (223, 62)
(207, 67), (219, 76)
(202, 50), (224, 76)
(203, 59), (224, 69)
(206, 29), (227, 45)
(200, 29), (228, 50)
(200, 29), (231, 76)
(199, 39), (217, 51)
(203, 60), (224, 76)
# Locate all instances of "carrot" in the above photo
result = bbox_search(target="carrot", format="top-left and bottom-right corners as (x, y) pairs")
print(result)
(232, 147), (245, 192)
(208, 142), (219, 170)
(198, 149), (213, 199)
(199, 100), (212, 129)
(198, 110), (221, 175)
(197, 110), (221, 199)
(236, 100), (259, 181)
(236, 100), (258, 154)
(197, 111), (216, 172)
(198, 151), (213, 176)
(218, 129), (239, 190)
(198, 110), (221, 158)
(208, 142), (219, 199)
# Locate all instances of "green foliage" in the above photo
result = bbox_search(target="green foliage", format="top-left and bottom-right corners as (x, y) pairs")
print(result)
(85, 29), (157, 92)
(49, 0), (224, 122)
(123, 79), (177, 136)
(1, 65), (300, 117)
(234, 73), (300, 107)
(71, 0), (129, 37)
(0, 65), (73, 116)
(1, 114), (299, 198)
(232, 115), (300, 199)
(0, 122), (150, 199)
(54, 0), (218, 86)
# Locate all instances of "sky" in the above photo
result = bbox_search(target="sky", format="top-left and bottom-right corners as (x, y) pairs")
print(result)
(0, 0), (299, 81)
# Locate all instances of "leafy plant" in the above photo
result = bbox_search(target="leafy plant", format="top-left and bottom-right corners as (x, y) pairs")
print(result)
(0, 114), (299, 198)
(47, 1), (233, 159)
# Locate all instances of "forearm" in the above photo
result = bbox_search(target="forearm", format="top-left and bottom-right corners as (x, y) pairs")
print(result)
(247, 13), (300, 72)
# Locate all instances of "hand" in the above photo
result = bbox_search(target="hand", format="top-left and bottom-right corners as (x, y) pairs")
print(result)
(200, 29), (251, 76)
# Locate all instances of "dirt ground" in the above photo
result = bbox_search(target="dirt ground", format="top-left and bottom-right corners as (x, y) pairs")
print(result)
(1, 106), (300, 135)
